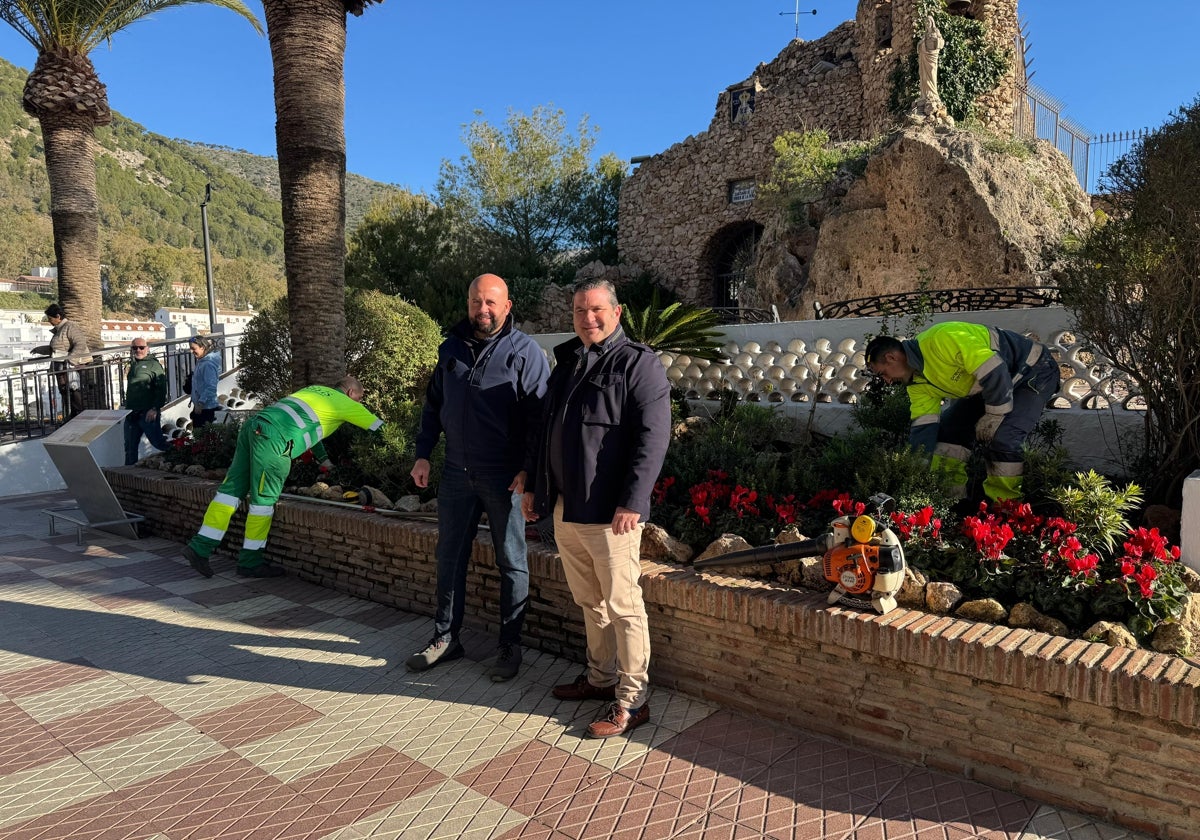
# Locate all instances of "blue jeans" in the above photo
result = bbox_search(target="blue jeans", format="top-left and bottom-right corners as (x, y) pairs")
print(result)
(433, 466), (529, 645)
(124, 410), (170, 465)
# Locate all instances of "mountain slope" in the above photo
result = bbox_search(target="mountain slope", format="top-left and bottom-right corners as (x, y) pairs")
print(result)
(0, 56), (401, 312)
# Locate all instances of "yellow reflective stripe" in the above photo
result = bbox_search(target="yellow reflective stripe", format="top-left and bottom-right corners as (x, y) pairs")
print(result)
(278, 396), (320, 425)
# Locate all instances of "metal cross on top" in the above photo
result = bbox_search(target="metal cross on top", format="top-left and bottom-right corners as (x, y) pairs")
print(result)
(780, 2), (817, 40)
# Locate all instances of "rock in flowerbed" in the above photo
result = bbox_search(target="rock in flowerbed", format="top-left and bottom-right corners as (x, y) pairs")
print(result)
(684, 521), (1200, 656)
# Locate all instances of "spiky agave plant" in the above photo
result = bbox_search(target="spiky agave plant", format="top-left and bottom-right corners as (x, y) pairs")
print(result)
(620, 291), (727, 362)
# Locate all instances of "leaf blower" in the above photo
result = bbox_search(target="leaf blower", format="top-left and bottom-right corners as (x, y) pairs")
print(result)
(693, 493), (907, 614)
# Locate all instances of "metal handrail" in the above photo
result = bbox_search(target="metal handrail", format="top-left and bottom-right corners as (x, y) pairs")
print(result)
(0, 334), (243, 443)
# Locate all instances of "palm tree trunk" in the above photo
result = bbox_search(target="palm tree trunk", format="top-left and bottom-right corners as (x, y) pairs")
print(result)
(39, 113), (103, 349)
(264, 0), (349, 390)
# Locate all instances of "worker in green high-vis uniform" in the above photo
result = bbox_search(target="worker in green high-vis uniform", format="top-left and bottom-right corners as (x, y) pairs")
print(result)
(183, 375), (383, 579)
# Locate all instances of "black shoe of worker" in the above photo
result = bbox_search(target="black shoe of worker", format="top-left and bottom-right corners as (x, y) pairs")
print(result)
(183, 545), (213, 578)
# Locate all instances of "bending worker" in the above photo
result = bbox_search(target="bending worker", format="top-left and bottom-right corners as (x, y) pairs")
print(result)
(183, 375), (382, 579)
(864, 321), (1059, 502)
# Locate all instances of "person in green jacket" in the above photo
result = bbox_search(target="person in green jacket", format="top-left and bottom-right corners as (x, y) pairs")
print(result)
(122, 339), (170, 465)
(865, 321), (1060, 502)
(183, 375), (384, 579)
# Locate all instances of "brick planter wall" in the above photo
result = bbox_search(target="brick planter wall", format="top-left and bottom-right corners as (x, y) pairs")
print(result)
(108, 467), (1200, 838)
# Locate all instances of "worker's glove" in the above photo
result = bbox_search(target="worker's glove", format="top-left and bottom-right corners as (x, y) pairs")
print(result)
(975, 414), (1005, 444)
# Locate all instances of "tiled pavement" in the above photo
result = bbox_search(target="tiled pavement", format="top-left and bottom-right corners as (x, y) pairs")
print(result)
(0, 491), (1153, 840)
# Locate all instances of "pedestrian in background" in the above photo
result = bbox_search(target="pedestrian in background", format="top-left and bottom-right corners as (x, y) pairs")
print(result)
(122, 339), (170, 465)
(188, 335), (221, 429)
(32, 303), (95, 420)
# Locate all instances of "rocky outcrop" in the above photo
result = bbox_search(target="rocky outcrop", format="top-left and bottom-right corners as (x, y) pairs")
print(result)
(754, 126), (1093, 319)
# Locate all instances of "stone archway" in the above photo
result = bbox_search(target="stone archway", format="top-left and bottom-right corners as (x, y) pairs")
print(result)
(704, 222), (764, 310)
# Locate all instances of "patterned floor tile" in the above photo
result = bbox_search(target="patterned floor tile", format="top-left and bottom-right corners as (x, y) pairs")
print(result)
(711, 739), (913, 840)
(533, 702), (671, 772)
(293, 745), (447, 836)
(88, 585), (177, 609)
(319, 778), (530, 840)
(234, 715), (394, 784)
(14, 672), (143, 723)
(388, 710), (546, 778)
(0, 701), (71, 775)
(453, 739), (609, 816)
(46, 695), (182, 754)
(186, 691), (324, 748)
(75, 719), (227, 790)
(670, 813), (775, 839)
(1017, 806), (1155, 840)
(672, 708), (804, 764)
(532, 772), (709, 840)
(861, 768), (1038, 839)
(0, 657), (106, 699)
(616, 734), (771, 812)
(0, 754), (113, 829)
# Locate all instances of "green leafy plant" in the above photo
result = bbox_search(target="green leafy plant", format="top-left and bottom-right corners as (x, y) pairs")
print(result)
(1048, 470), (1143, 554)
(760, 130), (881, 221)
(887, 0), (1011, 123)
(620, 291), (727, 362)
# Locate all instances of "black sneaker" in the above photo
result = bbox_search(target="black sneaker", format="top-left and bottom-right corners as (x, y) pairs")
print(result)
(487, 643), (522, 682)
(405, 637), (464, 672)
(236, 563), (286, 578)
(183, 545), (213, 578)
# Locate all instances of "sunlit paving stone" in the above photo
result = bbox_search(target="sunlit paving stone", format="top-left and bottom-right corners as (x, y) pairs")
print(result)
(0, 488), (1159, 840)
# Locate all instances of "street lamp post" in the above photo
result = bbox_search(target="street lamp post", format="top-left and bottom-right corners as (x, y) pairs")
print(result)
(200, 184), (217, 331)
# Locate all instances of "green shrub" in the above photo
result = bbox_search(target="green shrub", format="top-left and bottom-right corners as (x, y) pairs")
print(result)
(237, 288), (441, 423)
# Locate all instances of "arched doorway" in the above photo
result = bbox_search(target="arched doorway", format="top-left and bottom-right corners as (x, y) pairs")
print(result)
(707, 222), (763, 310)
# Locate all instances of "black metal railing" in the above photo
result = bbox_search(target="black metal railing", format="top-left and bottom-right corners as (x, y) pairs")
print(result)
(711, 306), (779, 325)
(813, 286), (1061, 320)
(0, 334), (243, 444)
(1014, 83), (1148, 194)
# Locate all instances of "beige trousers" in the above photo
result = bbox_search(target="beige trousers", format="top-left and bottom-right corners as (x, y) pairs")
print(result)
(553, 500), (650, 709)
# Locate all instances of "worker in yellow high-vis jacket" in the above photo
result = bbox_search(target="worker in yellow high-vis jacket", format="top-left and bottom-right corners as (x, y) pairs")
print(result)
(183, 375), (383, 579)
(864, 322), (1060, 503)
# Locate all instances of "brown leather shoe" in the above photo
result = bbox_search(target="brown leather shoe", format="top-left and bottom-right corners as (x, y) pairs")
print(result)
(587, 702), (649, 738)
(553, 673), (617, 701)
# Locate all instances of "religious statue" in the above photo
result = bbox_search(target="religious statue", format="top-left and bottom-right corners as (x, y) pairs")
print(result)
(913, 14), (953, 126)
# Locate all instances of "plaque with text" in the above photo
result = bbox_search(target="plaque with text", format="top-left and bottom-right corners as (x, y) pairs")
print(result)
(729, 180), (757, 204)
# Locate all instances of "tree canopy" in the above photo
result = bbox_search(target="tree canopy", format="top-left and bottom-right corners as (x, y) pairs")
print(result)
(435, 105), (625, 280)
(1058, 95), (1200, 503)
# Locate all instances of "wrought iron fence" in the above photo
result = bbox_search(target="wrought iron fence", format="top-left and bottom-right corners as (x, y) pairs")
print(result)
(813, 286), (1060, 320)
(1014, 83), (1147, 194)
(0, 334), (243, 444)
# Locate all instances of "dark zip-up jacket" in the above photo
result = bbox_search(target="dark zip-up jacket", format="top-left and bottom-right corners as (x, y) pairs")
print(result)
(125, 356), (168, 411)
(526, 327), (671, 524)
(415, 315), (549, 473)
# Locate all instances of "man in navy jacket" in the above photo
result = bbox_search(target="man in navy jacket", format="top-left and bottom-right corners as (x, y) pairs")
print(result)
(523, 278), (671, 738)
(407, 274), (549, 682)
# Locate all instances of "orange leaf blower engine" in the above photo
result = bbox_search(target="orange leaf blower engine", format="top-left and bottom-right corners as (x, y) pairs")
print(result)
(693, 493), (907, 614)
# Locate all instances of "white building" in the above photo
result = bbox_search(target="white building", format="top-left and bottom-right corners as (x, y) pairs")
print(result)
(154, 307), (254, 337)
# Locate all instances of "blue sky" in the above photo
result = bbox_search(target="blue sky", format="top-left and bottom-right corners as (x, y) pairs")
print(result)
(0, 1), (1196, 195)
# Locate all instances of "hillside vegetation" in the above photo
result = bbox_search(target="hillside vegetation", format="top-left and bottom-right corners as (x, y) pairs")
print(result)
(0, 57), (400, 315)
